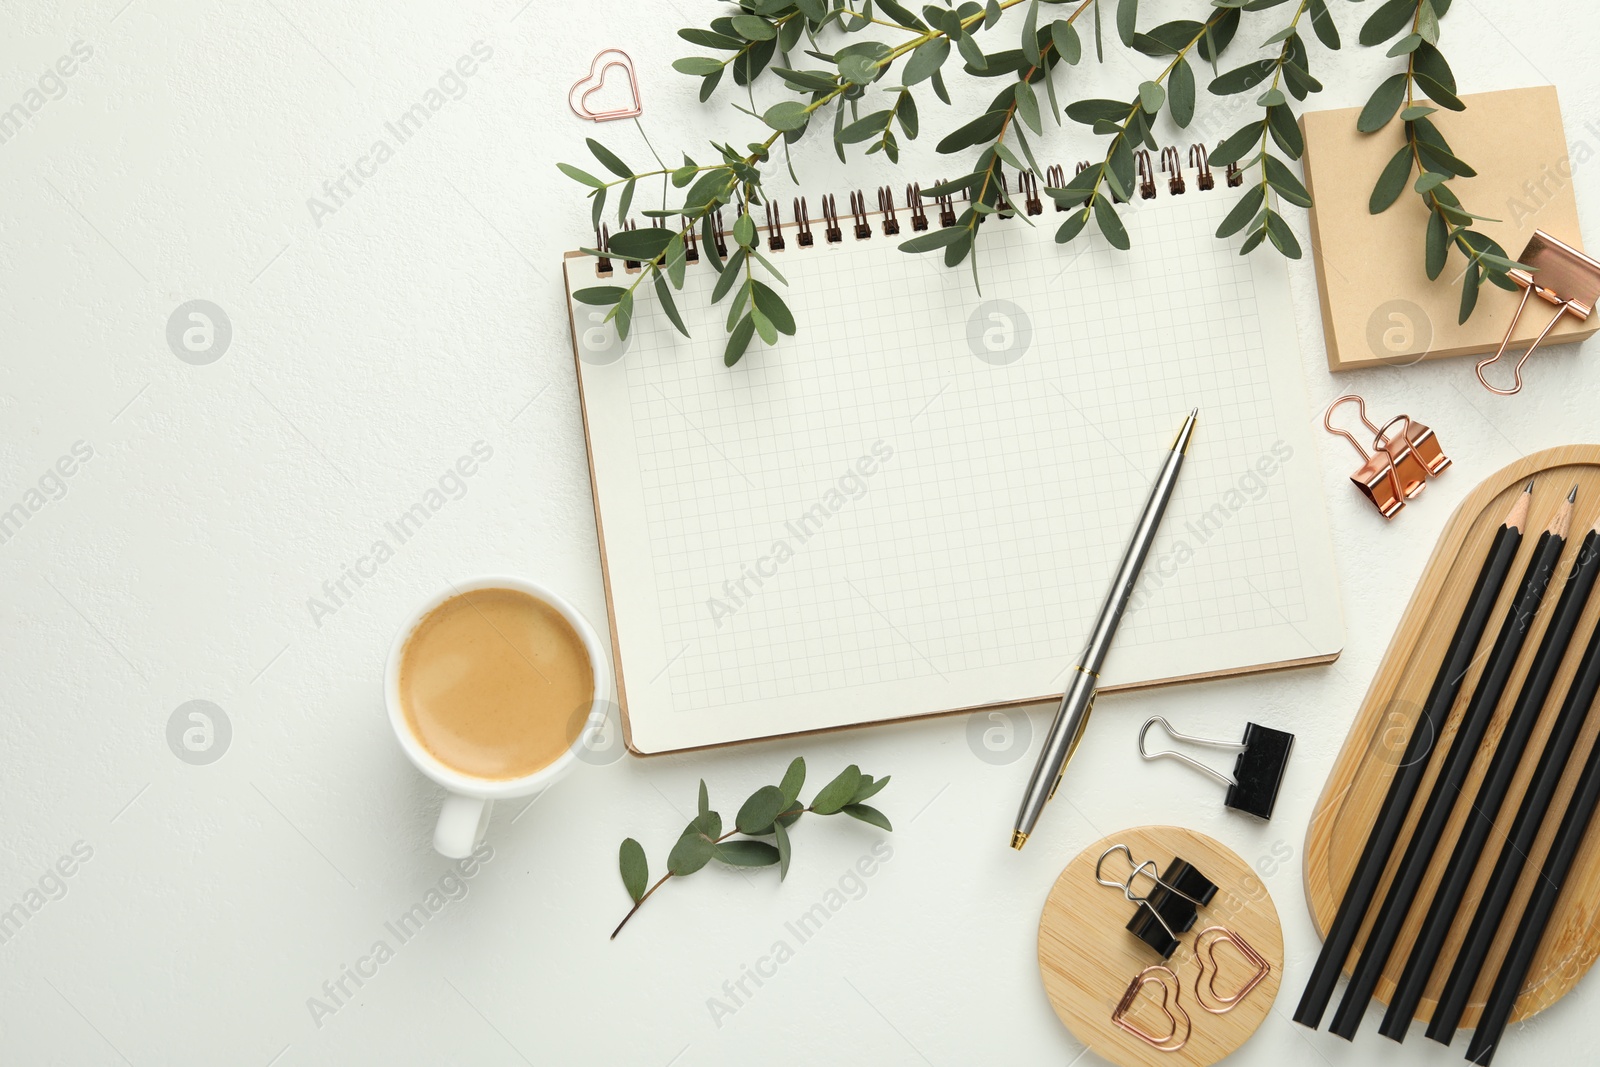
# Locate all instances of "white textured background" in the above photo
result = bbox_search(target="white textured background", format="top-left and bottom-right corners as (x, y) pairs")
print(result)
(2, 1), (1598, 1064)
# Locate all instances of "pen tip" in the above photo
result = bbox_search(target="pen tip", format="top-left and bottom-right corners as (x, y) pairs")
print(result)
(1189, 407), (1199, 419)
(1010, 830), (1028, 851)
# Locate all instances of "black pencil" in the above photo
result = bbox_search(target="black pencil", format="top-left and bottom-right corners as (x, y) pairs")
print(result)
(1466, 617), (1600, 1065)
(1382, 502), (1598, 1040)
(1328, 492), (1570, 1039)
(1294, 482), (1532, 1030)
(1430, 532), (1600, 1044)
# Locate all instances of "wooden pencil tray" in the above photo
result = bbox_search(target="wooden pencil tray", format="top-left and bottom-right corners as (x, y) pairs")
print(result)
(1305, 445), (1600, 1027)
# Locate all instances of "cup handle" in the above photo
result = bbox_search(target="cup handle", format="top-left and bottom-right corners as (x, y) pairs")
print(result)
(434, 794), (493, 858)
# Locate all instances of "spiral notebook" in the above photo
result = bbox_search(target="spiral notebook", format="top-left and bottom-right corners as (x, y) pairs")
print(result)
(563, 146), (1343, 754)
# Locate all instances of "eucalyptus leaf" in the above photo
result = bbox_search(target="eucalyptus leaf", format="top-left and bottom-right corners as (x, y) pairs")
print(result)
(607, 226), (675, 261)
(672, 57), (724, 76)
(763, 100), (811, 132)
(1115, 0), (1137, 47)
(1168, 58), (1194, 128)
(557, 162), (605, 188)
(667, 829), (715, 876)
(715, 840), (781, 867)
(1356, 72), (1408, 133)
(774, 821), (792, 880)
(1093, 195), (1130, 250)
(810, 764), (862, 815)
(751, 280), (796, 335)
(724, 313), (756, 366)
(903, 36), (950, 85)
(1050, 19), (1081, 64)
(1264, 210), (1301, 258)
(1369, 143), (1414, 214)
(842, 804), (893, 831)
(1425, 208), (1448, 280)
(1263, 156), (1312, 208)
(1359, 0), (1416, 47)
(751, 306), (778, 345)
(654, 274), (690, 337)
(1216, 184), (1265, 239)
(699, 779), (710, 817)
(573, 285), (625, 306)
(619, 838), (648, 902)
(779, 757), (806, 806)
(1055, 207), (1090, 243)
(1458, 260), (1480, 322)
(737, 785), (788, 834)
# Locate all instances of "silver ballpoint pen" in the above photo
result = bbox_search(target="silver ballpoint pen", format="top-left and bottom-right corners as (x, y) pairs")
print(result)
(1011, 408), (1197, 849)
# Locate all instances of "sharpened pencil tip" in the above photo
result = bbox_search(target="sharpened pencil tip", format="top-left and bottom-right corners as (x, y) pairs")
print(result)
(1570, 484), (1579, 503)
(1525, 478), (1536, 493)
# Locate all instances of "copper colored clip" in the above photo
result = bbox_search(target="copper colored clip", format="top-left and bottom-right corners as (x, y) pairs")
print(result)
(1191, 927), (1271, 1014)
(1113, 966), (1191, 1052)
(792, 198), (814, 246)
(568, 49), (643, 122)
(905, 184), (929, 231)
(764, 201), (785, 251)
(1189, 144), (1215, 191)
(1135, 150), (1158, 199)
(878, 186), (900, 235)
(1476, 230), (1600, 395)
(848, 189), (872, 238)
(1161, 146), (1185, 195)
(1323, 395), (1441, 519)
(821, 193), (843, 242)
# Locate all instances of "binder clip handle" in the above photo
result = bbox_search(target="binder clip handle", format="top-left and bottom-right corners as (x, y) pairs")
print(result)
(1138, 716), (1243, 788)
(1474, 229), (1600, 396)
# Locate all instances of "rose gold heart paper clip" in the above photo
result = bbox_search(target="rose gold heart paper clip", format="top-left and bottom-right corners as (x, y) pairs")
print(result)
(1191, 926), (1271, 1015)
(1113, 965), (1191, 1052)
(569, 49), (643, 122)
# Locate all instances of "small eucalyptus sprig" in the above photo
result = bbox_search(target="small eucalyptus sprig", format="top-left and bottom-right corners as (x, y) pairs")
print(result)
(1356, 0), (1526, 321)
(611, 757), (891, 939)
(1207, 0), (1338, 258)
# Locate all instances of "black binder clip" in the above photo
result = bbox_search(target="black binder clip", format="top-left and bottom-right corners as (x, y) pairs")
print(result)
(1097, 844), (1218, 959)
(1138, 716), (1294, 820)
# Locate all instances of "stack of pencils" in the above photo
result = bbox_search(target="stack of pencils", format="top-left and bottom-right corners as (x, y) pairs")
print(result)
(1295, 479), (1600, 1065)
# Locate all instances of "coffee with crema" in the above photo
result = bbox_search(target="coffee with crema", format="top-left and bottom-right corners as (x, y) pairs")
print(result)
(399, 587), (592, 780)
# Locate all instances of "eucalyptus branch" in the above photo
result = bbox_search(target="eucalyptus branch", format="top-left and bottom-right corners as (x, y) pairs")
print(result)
(1356, 0), (1525, 321)
(610, 758), (893, 939)
(1048, 5), (1239, 250)
(1206, 0), (1335, 258)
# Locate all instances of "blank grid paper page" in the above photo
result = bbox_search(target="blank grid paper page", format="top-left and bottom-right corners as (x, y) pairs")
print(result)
(567, 173), (1342, 753)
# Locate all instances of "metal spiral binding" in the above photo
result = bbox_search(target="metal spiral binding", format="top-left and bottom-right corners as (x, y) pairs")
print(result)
(906, 184), (929, 230)
(820, 193), (843, 242)
(1189, 144), (1215, 191)
(792, 197), (814, 246)
(596, 143), (1244, 277)
(878, 187), (901, 235)
(1161, 147), (1185, 195)
(710, 208), (728, 258)
(682, 216), (699, 263)
(1019, 170), (1042, 215)
(848, 190), (872, 238)
(764, 201), (785, 251)
(1135, 150), (1159, 199)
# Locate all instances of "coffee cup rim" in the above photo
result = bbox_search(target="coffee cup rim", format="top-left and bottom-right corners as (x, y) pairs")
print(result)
(384, 575), (614, 799)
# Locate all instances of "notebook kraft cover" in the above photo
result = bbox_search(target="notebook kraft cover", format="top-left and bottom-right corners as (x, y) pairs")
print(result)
(1301, 84), (1596, 372)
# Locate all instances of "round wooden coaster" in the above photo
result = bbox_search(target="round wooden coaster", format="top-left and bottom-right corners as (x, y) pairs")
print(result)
(1038, 826), (1283, 1067)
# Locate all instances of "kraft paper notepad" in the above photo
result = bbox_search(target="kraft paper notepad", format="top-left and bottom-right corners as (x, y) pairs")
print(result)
(563, 154), (1343, 754)
(1301, 85), (1596, 372)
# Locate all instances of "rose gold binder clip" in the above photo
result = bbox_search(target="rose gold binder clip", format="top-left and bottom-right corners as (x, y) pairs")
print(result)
(569, 49), (643, 122)
(1112, 965), (1191, 1052)
(1476, 230), (1600, 395)
(1191, 926), (1271, 1014)
(1323, 394), (1450, 519)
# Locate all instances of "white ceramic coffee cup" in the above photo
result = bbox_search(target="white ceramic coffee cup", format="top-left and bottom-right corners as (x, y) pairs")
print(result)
(385, 575), (613, 858)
